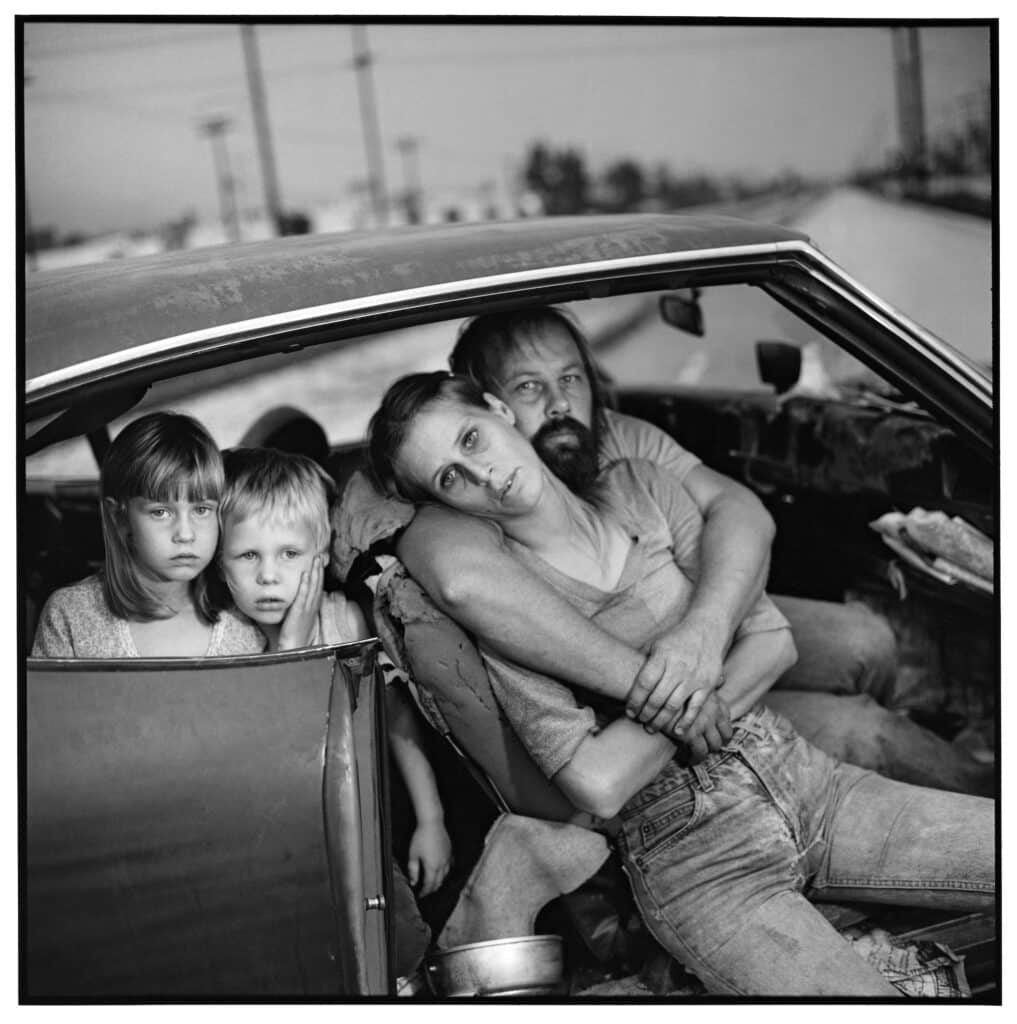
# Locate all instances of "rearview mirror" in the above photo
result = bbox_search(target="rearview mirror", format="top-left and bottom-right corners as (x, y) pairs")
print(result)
(755, 340), (802, 395)
(659, 289), (704, 337)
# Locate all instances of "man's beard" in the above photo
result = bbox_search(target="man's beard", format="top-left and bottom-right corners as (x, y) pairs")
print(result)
(531, 415), (600, 496)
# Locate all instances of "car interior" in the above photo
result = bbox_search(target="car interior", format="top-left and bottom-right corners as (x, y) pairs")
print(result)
(24, 284), (997, 994)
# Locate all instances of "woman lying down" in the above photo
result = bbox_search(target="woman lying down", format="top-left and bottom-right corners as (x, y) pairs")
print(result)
(366, 371), (994, 998)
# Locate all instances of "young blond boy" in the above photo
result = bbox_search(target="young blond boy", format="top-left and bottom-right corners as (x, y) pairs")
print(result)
(219, 447), (452, 980)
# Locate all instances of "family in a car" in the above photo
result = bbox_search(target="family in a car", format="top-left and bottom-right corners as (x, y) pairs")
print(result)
(31, 306), (996, 996)
(366, 365), (993, 996)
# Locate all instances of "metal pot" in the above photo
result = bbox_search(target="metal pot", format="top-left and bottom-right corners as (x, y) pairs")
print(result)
(424, 934), (565, 997)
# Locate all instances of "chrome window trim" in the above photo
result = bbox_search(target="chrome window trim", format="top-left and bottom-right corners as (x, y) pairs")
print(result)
(27, 239), (991, 414)
(778, 244), (991, 400)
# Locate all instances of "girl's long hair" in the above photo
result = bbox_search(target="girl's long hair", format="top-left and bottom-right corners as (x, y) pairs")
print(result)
(99, 411), (224, 623)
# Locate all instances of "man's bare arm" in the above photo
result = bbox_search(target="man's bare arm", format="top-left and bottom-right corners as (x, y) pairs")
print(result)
(674, 626), (798, 748)
(398, 503), (644, 700)
(681, 464), (774, 642)
(627, 464), (774, 730)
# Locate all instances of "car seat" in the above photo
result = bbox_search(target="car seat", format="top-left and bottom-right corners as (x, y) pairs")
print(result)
(240, 405), (330, 468)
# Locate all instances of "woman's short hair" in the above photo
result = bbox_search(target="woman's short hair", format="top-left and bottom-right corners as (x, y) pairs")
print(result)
(219, 446), (336, 550)
(367, 371), (488, 501)
(100, 411), (224, 623)
(449, 306), (607, 417)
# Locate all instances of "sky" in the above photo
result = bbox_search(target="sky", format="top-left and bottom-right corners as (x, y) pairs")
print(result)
(20, 17), (993, 236)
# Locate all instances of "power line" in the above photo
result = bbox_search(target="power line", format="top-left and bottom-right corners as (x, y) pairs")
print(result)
(370, 29), (868, 68)
(25, 27), (234, 60)
(25, 58), (356, 103)
(24, 89), (203, 125)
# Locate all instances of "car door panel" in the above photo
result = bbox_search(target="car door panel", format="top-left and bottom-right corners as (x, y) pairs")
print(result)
(24, 642), (387, 998)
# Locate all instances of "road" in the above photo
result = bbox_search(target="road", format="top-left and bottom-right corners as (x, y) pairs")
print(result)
(27, 187), (992, 479)
(594, 186), (992, 393)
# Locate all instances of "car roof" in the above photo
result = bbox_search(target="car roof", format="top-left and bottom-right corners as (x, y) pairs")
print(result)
(25, 213), (807, 384)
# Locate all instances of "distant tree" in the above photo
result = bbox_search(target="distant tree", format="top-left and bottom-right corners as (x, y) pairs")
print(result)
(29, 226), (58, 251)
(524, 142), (591, 215)
(276, 210), (312, 236)
(659, 173), (722, 209)
(601, 159), (646, 212)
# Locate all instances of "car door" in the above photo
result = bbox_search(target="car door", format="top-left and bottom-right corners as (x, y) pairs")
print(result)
(23, 640), (391, 998)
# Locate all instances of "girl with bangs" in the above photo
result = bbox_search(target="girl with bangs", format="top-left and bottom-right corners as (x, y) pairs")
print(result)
(32, 412), (265, 659)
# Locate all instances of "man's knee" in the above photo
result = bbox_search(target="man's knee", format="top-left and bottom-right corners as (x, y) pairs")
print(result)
(767, 692), (897, 773)
(839, 603), (898, 703)
(772, 596), (898, 703)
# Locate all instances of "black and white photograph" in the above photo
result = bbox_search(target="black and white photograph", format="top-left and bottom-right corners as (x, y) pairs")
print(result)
(17, 8), (1001, 1005)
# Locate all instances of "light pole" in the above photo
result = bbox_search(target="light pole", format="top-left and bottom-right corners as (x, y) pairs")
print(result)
(396, 135), (422, 223)
(351, 25), (389, 226)
(199, 115), (241, 242)
(241, 25), (285, 235)
(23, 71), (38, 270)
(892, 26), (928, 193)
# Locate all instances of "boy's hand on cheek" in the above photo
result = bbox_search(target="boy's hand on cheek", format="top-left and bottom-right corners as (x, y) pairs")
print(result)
(277, 556), (325, 650)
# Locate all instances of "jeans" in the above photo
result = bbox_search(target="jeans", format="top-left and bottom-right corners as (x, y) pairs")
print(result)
(615, 704), (995, 996)
(771, 595), (898, 703)
(768, 597), (992, 796)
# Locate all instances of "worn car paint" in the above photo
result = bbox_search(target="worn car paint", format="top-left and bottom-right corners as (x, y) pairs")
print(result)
(26, 215), (808, 383)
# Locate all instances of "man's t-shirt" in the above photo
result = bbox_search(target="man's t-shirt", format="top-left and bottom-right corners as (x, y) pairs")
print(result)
(481, 459), (790, 780)
(599, 408), (701, 482)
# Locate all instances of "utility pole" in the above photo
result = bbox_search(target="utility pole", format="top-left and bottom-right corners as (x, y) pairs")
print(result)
(199, 115), (241, 243)
(351, 25), (389, 226)
(23, 72), (38, 270)
(396, 135), (422, 223)
(892, 26), (928, 193)
(241, 24), (285, 236)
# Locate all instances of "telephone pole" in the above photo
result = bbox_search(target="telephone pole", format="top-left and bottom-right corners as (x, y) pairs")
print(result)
(396, 135), (422, 223)
(351, 25), (389, 226)
(892, 26), (928, 193)
(23, 72), (38, 269)
(199, 115), (241, 242)
(241, 24), (285, 235)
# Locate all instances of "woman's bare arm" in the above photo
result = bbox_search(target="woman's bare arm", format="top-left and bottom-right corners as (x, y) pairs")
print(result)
(553, 720), (677, 820)
(399, 503), (645, 700)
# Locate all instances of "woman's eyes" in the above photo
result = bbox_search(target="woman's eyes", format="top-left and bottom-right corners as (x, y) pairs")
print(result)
(462, 427), (478, 450)
(439, 466), (460, 490)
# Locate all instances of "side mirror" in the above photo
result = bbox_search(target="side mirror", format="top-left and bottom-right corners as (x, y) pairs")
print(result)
(659, 289), (704, 337)
(755, 340), (802, 395)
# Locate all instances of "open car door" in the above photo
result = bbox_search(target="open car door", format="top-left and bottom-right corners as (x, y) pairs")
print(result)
(24, 640), (391, 998)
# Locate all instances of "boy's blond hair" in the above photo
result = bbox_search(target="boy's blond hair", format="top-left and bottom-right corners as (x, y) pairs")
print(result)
(220, 447), (335, 550)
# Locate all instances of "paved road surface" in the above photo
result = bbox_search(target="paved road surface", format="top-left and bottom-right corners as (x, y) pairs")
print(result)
(28, 187), (992, 479)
